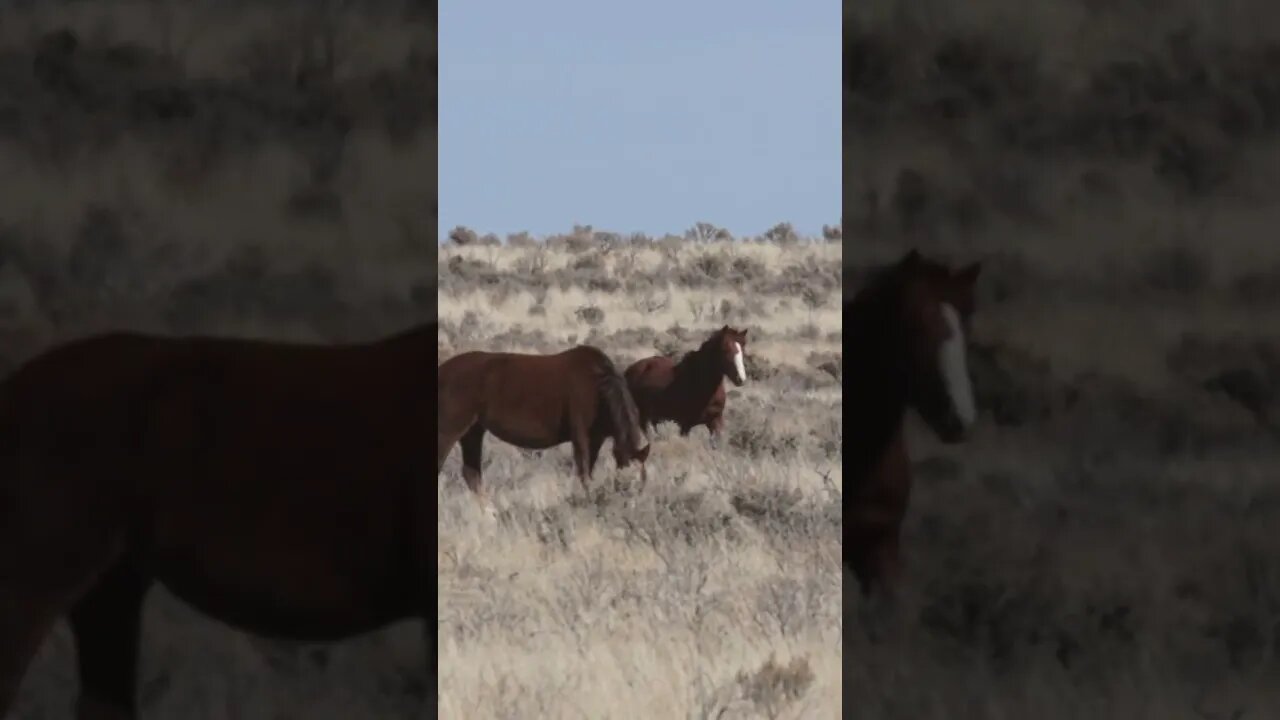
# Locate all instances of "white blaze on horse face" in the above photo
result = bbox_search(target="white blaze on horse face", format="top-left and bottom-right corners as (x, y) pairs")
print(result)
(732, 342), (746, 384)
(938, 303), (976, 427)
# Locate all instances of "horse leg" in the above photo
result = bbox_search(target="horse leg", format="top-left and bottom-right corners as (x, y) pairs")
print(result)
(68, 564), (149, 720)
(848, 517), (903, 594)
(0, 520), (124, 716)
(458, 424), (495, 521)
(587, 433), (608, 491)
(436, 423), (469, 476)
(436, 431), (456, 476)
(847, 545), (876, 598)
(436, 394), (477, 476)
(0, 588), (65, 715)
(851, 533), (902, 643)
(706, 413), (724, 449)
(421, 591), (436, 716)
(571, 424), (593, 498)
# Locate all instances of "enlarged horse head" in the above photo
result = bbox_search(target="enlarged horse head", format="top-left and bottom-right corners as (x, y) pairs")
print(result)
(714, 325), (749, 387)
(892, 249), (982, 443)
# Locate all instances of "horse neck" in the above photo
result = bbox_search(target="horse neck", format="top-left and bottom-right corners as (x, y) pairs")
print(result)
(846, 298), (909, 486)
(674, 341), (724, 395)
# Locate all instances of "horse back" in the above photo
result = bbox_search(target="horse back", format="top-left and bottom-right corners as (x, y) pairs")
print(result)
(625, 355), (675, 387)
(0, 331), (171, 451)
(140, 333), (435, 499)
(441, 345), (618, 403)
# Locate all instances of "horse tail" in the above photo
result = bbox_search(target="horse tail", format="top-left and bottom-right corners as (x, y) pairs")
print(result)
(597, 365), (649, 464)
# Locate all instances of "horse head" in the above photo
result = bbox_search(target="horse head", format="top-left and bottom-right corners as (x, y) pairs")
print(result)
(892, 248), (982, 443)
(613, 434), (650, 467)
(714, 325), (749, 387)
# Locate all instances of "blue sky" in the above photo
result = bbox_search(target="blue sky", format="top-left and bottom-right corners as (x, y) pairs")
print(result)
(438, 0), (840, 240)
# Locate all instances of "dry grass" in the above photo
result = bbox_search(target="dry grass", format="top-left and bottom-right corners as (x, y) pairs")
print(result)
(850, 2), (1280, 718)
(438, 234), (841, 718)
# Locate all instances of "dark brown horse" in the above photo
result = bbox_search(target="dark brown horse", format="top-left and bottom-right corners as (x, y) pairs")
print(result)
(437, 345), (650, 512)
(846, 250), (981, 601)
(624, 325), (748, 443)
(0, 323), (436, 719)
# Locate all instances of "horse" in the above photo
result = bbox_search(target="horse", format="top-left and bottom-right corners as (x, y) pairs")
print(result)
(437, 345), (651, 512)
(624, 325), (748, 444)
(0, 323), (437, 719)
(845, 249), (981, 602)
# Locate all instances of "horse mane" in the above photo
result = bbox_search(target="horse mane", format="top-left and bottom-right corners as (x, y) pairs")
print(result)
(848, 261), (906, 320)
(695, 327), (727, 353)
(674, 327), (725, 372)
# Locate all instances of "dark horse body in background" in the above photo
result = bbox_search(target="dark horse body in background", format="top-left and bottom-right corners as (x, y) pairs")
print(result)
(437, 345), (650, 510)
(0, 323), (436, 719)
(624, 325), (748, 442)
(846, 250), (981, 600)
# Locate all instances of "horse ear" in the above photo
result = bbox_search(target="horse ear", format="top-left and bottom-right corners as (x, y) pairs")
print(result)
(954, 261), (981, 286)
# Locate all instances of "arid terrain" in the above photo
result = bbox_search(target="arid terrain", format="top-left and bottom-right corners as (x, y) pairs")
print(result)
(850, 1), (1280, 717)
(437, 229), (842, 718)
(6, 1), (435, 718)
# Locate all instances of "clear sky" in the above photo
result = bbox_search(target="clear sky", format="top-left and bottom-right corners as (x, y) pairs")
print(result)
(439, 0), (840, 240)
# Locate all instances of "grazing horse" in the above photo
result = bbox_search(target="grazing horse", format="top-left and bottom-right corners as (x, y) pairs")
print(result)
(624, 325), (748, 442)
(437, 345), (650, 512)
(846, 249), (981, 601)
(0, 323), (436, 720)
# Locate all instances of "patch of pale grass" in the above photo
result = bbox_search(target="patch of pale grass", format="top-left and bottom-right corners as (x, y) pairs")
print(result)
(438, 402), (841, 719)
(439, 285), (839, 361)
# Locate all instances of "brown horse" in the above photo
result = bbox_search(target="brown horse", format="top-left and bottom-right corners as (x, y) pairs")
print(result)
(624, 325), (748, 443)
(846, 249), (981, 601)
(0, 323), (436, 719)
(437, 345), (650, 512)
